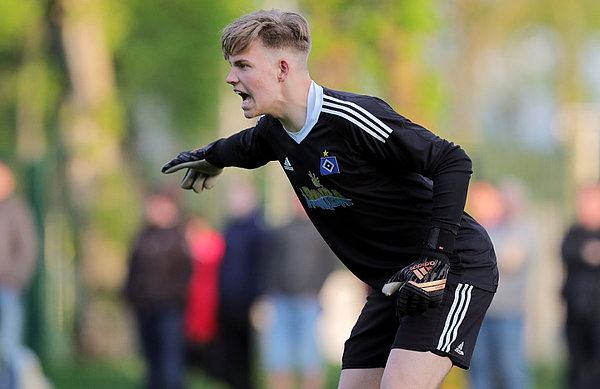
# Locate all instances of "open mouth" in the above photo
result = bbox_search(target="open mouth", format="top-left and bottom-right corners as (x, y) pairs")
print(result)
(235, 90), (251, 102)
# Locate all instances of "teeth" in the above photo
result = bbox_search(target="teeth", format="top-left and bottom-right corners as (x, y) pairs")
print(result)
(235, 91), (250, 101)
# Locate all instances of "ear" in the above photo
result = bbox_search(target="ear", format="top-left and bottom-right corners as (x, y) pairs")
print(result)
(278, 59), (290, 82)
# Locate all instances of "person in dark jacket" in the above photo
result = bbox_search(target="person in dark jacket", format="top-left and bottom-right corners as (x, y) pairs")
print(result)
(561, 183), (600, 389)
(216, 180), (266, 389)
(124, 191), (192, 389)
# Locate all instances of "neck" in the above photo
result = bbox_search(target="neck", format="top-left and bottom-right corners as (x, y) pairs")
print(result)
(275, 75), (312, 133)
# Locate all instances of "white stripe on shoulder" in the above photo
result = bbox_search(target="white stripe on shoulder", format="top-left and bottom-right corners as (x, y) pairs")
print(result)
(321, 107), (386, 143)
(323, 94), (393, 135)
(322, 100), (390, 140)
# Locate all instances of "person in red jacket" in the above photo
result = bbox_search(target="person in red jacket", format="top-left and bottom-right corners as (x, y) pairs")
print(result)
(185, 217), (225, 345)
(184, 217), (226, 379)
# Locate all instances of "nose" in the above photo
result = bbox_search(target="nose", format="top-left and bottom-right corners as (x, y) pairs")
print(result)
(226, 69), (237, 85)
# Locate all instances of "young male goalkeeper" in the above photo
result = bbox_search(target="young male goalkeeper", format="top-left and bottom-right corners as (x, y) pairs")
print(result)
(162, 9), (498, 389)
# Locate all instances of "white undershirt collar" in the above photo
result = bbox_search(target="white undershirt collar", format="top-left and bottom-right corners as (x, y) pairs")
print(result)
(283, 80), (323, 144)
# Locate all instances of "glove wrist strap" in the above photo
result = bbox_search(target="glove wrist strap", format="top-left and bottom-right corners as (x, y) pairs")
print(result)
(427, 227), (455, 253)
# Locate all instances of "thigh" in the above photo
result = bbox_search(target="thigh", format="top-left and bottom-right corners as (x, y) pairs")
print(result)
(338, 368), (384, 389)
(381, 349), (451, 389)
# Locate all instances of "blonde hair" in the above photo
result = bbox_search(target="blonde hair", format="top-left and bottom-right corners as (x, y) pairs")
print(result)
(221, 10), (311, 61)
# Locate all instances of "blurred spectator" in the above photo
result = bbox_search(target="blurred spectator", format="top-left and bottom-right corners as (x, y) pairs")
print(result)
(124, 191), (192, 389)
(261, 197), (337, 389)
(561, 183), (600, 389)
(184, 217), (225, 377)
(216, 180), (266, 389)
(0, 162), (38, 389)
(468, 179), (534, 389)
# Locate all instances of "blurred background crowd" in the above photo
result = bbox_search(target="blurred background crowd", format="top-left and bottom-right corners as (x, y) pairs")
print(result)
(1, 0), (600, 388)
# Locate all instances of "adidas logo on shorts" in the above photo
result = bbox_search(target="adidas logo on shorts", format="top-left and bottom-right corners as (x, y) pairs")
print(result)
(454, 341), (465, 356)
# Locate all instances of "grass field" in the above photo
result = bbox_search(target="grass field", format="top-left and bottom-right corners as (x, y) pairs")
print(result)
(44, 358), (565, 389)
(45, 358), (227, 389)
(45, 358), (341, 389)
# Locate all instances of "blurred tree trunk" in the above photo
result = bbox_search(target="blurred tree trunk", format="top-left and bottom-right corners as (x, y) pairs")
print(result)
(58, 0), (138, 357)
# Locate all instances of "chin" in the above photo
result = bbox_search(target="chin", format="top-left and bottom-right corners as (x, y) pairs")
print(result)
(242, 108), (261, 119)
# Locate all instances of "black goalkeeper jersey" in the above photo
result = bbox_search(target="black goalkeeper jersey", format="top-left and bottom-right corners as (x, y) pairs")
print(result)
(207, 85), (498, 292)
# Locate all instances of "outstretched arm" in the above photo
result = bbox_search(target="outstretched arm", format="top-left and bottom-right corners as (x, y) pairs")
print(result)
(162, 117), (277, 192)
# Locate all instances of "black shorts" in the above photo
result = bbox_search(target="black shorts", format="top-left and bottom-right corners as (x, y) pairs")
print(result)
(341, 273), (494, 370)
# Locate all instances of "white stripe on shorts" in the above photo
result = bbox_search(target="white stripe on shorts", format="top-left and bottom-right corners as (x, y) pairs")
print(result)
(436, 283), (473, 353)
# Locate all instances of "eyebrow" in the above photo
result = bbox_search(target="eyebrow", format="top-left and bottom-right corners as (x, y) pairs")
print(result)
(232, 59), (250, 67)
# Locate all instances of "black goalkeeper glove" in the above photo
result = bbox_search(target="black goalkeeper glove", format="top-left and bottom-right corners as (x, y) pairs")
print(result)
(382, 228), (452, 317)
(161, 143), (223, 193)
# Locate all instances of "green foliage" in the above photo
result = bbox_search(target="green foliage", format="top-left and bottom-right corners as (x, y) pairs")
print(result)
(98, 0), (132, 53)
(115, 0), (249, 142)
(92, 171), (140, 244)
(301, 0), (445, 119)
(0, 0), (42, 51)
(0, 1), (43, 158)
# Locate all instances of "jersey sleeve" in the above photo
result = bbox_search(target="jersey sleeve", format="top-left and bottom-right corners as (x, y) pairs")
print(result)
(205, 115), (277, 169)
(346, 97), (472, 248)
